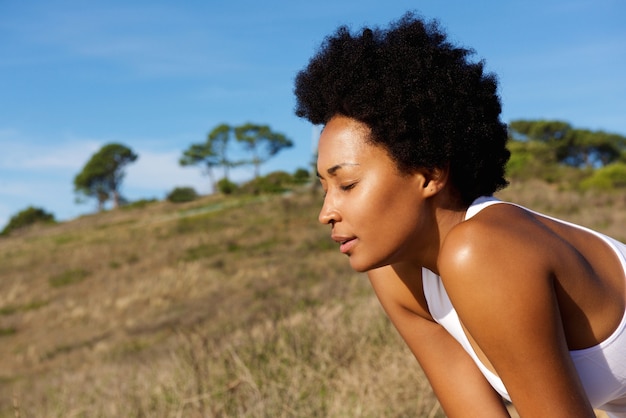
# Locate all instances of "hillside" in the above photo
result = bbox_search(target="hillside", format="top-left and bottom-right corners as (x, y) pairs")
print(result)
(0, 180), (624, 417)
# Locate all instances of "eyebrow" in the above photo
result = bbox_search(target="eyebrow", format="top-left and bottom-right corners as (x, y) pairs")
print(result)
(316, 163), (360, 179)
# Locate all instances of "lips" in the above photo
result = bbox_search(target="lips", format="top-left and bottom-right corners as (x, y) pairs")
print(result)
(331, 234), (357, 254)
(339, 238), (357, 254)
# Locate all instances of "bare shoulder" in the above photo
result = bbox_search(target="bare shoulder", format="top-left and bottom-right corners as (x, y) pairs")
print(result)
(438, 203), (597, 415)
(439, 203), (551, 281)
(437, 202), (555, 333)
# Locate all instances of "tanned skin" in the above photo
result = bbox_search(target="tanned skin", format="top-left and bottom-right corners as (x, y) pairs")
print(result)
(317, 115), (625, 417)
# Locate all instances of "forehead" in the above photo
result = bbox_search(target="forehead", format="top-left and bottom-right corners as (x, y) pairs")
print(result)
(317, 116), (374, 164)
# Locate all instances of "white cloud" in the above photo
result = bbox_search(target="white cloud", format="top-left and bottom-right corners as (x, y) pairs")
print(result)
(0, 131), (260, 229)
(0, 177), (79, 227)
(123, 148), (256, 199)
(0, 132), (102, 171)
(0, 203), (11, 231)
(125, 149), (211, 194)
(0, 131), (105, 226)
(0, 178), (64, 200)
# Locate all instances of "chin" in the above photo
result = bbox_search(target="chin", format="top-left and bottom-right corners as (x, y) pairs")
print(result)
(349, 256), (389, 273)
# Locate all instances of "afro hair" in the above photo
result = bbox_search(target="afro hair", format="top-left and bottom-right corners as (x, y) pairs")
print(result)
(294, 12), (510, 204)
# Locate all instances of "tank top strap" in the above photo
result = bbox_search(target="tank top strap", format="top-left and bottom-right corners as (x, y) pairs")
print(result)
(464, 196), (503, 221)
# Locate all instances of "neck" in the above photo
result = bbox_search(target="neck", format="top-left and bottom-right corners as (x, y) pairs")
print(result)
(396, 190), (468, 275)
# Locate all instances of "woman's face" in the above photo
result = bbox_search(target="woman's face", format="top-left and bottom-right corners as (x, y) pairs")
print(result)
(317, 115), (431, 272)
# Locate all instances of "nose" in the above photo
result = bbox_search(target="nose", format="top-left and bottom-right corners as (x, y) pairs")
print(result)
(318, 194), (340, 225)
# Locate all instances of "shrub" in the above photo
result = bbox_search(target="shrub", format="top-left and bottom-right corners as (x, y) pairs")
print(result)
(579, 163), (626, 191)
(293, 167), (311, 184)
(505, 141), (589, 187)
(167, 187), (199, 203)
(1, 206), (56, 236)
(506, 140), (557, 181)
(240, 171), (294, 195)
(217, 178), (239, 195)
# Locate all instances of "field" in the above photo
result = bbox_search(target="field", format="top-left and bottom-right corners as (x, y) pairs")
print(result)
(0, 179), (624, 417)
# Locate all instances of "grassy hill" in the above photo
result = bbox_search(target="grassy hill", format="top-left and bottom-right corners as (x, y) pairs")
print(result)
(0, 180), (624, 417)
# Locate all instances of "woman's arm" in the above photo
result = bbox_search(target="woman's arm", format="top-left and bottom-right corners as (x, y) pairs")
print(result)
(439, 218), (596, 417)
(368, 267), (512, 417)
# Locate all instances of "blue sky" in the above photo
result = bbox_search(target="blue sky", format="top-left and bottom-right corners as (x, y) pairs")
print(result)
(1, 0), (625, 228)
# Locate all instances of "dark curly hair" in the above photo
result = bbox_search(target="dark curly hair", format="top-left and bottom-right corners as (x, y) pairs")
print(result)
(294, 12), (510, 204)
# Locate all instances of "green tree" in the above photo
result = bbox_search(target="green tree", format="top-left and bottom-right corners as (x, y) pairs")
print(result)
(210, 124), (236, 179)
(180, 123), (234, 192)
(509, 120), (626, 169)
(234, 123), (293, 178)
(509, 120), (571, 143)
(180, 143), (218, 193)
(1, 206), (56, 236)
(558, 129), (625, 167)
(74, 143), (138, 211)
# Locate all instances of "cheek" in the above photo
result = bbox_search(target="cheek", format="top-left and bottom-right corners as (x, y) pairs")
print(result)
(359, 194), (419, 243)
(349, 215), (419, 272)
(368, 181), (417, 222)
(370, 191), (421, 241)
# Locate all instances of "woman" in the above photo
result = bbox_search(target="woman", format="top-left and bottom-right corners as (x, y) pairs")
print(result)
(293, 13), (626, 417)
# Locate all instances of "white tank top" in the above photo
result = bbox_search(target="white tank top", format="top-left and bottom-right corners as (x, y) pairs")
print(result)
(422, 196), (626, 411)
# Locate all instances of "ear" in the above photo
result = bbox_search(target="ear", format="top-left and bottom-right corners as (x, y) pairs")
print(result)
(419, 167), (449, 197)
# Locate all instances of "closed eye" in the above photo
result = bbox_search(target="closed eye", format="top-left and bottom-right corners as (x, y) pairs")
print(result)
(341, 183), (356, 191)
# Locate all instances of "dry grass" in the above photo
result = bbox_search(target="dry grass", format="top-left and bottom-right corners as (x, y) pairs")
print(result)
(497, 179), (626, 242)
(0, 189), (441, 417)
(0, 180), (623, 417)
